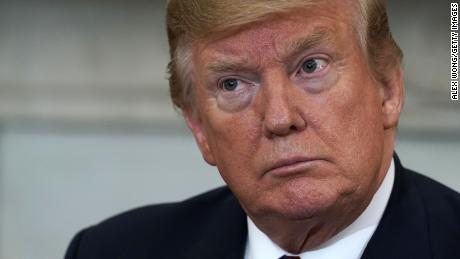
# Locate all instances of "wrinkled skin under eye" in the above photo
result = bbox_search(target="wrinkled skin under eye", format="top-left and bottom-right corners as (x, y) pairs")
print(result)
(216, 77), (258, 112)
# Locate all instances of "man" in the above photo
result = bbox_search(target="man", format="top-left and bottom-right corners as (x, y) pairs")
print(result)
(65, 0), (460, 258)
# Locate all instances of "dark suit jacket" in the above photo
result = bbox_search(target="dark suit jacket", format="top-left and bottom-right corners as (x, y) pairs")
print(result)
(65, 155), (460, 259)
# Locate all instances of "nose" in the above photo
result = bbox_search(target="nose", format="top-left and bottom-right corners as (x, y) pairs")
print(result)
(260, 75), (306, 138)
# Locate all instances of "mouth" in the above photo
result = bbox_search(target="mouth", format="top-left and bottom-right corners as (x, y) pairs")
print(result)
(265, 155), (322, 177)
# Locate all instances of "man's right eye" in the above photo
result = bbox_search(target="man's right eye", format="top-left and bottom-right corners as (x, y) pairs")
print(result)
(221, 78), (240, 91)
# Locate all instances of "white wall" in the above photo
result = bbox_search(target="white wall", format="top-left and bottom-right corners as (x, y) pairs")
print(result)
(0, 127), (222, 259)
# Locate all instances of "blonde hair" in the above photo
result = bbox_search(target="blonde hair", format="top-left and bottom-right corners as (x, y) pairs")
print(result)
(166, 0), (402, 111)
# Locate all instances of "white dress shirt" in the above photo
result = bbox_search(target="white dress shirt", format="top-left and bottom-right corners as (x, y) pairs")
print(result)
(244, 159), (395, 259)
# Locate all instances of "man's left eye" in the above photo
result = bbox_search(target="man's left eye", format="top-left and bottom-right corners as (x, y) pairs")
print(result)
(300, 58), (328, 74)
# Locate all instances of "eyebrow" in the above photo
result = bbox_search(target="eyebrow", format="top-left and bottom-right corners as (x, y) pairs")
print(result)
(279, 27), (335, 62)
(206, 56), (254, 74)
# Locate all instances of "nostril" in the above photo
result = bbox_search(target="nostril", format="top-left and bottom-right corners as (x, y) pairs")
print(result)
(263, 119), (305, 139)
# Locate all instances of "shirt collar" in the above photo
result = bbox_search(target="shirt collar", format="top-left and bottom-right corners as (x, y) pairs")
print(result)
(244, 159), (395, 259)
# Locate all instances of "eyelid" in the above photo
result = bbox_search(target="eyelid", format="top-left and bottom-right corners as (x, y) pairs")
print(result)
(217, 76), (254, 91)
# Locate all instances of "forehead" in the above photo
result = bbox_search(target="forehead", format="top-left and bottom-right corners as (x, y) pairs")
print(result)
(193, 2), (358, 67)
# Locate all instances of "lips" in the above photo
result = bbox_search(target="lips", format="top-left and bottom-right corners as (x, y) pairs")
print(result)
(265, 155), (320, 176)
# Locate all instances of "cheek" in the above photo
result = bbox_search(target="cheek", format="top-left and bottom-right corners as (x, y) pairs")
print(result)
(216, 84), (258, 112)
(313, 74), (385, 174)
(194, 77), (262, 182)
(204, 110), (262, 179)
(337, 85), (382, 135)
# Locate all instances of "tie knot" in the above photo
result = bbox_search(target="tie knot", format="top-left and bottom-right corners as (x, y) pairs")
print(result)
(279, 256), (301, 259)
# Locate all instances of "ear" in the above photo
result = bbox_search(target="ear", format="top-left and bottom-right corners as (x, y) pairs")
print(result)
(184, 111), (217, 166)
(381, 66), (404, 129)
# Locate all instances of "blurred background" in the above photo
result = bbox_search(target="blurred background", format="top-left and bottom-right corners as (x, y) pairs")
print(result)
(0, 0), (458, 258)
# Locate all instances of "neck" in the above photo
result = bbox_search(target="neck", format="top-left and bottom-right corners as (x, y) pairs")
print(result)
(250, 195), (372, 253)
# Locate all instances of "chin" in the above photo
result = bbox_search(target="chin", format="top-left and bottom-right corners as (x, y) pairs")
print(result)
(272, 178), (354, 220)
(277, 196), (336, 220)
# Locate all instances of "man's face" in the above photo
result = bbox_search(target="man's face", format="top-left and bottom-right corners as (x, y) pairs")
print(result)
(187, 1), (399, 221)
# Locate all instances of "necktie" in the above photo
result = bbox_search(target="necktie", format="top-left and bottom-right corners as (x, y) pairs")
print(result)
(278, 256), (301, 259)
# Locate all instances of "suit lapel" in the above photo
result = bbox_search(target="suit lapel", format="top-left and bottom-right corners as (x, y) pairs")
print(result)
(361, 155), (432, 259)
(186, 191), (248, 259)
